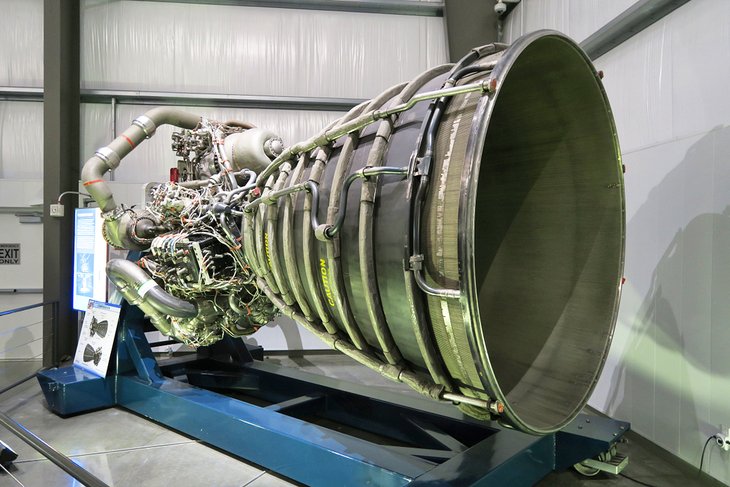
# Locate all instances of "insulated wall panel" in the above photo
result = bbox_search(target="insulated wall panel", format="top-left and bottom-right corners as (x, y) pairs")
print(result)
(593, 24), (673, 154)
(0, 1), (44, 354)
(0, 0), (43, 87)
(0, 213), (44, 361)
(0, 101), (44, 179)
(81, 0), (448, 99)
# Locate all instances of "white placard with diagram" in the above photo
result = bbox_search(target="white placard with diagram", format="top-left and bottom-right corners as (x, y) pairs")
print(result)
(73, 300), (121, 377)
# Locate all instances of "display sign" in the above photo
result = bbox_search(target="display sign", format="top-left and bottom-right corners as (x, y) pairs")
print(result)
(73, 300), (121, 377)
(72, 208), (108, 311)
(0, 244), (20, 264)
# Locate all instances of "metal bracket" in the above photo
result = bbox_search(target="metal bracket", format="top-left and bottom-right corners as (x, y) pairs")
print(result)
(579, 453), (629, 475)
(409, 254), (424, 271)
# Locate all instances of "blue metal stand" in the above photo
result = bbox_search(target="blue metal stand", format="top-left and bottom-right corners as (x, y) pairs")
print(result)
(37, 305), (629, 486)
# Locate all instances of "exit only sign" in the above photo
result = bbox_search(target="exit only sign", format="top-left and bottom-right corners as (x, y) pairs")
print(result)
(0, 244), (20, 265)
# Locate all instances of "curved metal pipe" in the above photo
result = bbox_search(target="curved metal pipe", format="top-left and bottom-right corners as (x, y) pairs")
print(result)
(254, 81), (492, 189)
(81, 108), (202, 249)
(106, 259), (197, 321)
(323, 166), (408, 239)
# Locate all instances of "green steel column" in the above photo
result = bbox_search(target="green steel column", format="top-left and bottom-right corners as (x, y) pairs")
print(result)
(43, 0), (80, 366)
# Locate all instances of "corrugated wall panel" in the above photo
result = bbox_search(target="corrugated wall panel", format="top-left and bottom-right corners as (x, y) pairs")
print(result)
(81, 0), (447, 99)
(0, 101), (44, 179)
(0, 0), (44, 179)
(0, 0), (43, 87)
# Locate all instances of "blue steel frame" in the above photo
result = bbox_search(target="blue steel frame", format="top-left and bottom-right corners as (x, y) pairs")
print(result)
(38, 305), (630, 486)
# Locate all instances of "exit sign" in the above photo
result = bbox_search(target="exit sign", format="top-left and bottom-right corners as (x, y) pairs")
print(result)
(0, 244), (20, 264)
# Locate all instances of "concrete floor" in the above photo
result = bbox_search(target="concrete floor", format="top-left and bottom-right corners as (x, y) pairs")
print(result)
(0, 355), (725, 487)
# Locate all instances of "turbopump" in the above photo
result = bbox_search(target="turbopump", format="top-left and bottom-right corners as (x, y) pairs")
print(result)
(81, 31), (626, 435)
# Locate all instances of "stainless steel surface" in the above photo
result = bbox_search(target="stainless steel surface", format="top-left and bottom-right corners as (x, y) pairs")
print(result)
(251, 30), (625, 434)
(461, 30), (624, 434)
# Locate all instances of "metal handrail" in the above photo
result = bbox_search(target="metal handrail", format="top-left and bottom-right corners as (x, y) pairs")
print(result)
(0, 300), (107, 485)
(0, 409), (110, 487)
(0, 301), (54, 317)
(0, 288), (43, 295)
(0, 300), (60, 368)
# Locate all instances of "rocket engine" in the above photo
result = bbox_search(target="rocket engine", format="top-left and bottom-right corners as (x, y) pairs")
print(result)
(81, 31), (625, 435)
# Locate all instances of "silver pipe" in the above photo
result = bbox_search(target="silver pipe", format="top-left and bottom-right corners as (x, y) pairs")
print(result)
(216, 169), (257, 202)
(0, 288), (43, 295)
(81, 107), (201, 249)
(441, 392), (502, 415)
(281, 152), (316, 321)
(0, 86), (367, 111)
(253, 175), (281, 295)
(413, 264), (461, 298)
(0, 410), (109, 487)
(266, 163), (295, 306)
(124, 0), (444, 17)
(300, 153), (339, 335)
(178, 179), (211, 189)
(255, 80), (494, 188)
(106, 259), (197, 336)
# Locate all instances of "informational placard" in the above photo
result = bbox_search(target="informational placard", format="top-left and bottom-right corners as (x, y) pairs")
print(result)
(0, 243), (20, 264)
(73, 300), (121, 377)
(72, 208), (108, 311)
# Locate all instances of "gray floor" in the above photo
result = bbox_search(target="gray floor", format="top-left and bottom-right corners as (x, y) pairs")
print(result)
(0, 355), (725, 487)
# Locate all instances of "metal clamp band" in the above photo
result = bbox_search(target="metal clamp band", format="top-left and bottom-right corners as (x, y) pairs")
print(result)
(95, 146), (121, 170)
(137, 279), (158, 298)
(132, 115), (156, 138)
(102, 206), (126, 222)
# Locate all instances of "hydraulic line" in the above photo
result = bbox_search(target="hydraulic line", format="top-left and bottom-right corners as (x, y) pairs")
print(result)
(244, 167), (408, 241)
(281, 152), (317, 321)
(300, 152), (339, 335)
(409, 64), (492, 298)
(255, 275), (502, 415)
(265, 163), (296, 306)
(254, 80), (496, 189)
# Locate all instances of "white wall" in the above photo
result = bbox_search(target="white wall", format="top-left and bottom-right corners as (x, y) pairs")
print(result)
(80, 1), (447, 99)
(507, 0), (730, 483)
(0, 211), (43, 361)
(0, 0), (44, 359)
